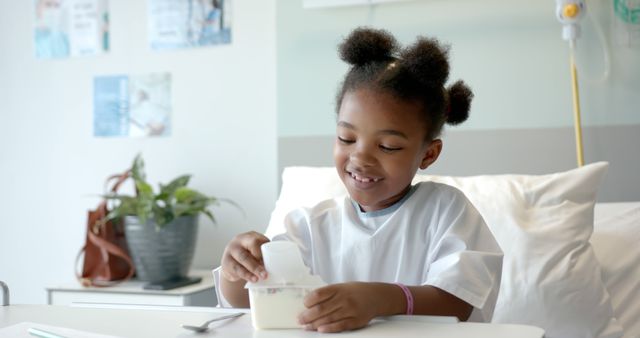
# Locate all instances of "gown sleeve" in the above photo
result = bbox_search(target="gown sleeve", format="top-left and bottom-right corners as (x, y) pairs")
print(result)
(423, 186), (503, 322)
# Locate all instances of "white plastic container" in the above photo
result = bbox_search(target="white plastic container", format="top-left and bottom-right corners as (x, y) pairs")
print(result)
(247, 284), (314, 329)
(246, 241), (325, 329)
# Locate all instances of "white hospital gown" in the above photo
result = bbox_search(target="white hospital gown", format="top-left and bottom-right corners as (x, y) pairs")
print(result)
(269, 182), (503, 322)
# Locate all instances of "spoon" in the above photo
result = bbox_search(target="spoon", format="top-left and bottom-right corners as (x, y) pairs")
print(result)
(181, 312), (245, 333)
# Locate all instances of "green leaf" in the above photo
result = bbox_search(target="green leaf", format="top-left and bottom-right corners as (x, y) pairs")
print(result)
(131, 179), (154, 223)
(135, 180), (153, 197)
(152, 202), (174, 227)
(157, 175), (191, 201)
(201, 209), (216, 224)
(103, 195), (138, 219)
(131, 154), (146, 182)
(174, 187), (199, 201)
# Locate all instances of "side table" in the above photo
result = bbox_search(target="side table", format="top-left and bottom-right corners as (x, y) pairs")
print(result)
(46, 270), (216, 307)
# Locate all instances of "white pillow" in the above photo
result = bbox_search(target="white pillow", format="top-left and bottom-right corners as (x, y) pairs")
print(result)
(416, 163), (622, 338)
(266, 167), (347, 239)
(267, 163), (624, 338)
(592, 203), (640, 338)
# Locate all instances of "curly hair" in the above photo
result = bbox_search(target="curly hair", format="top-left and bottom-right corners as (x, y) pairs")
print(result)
(336, 27), (473, 140)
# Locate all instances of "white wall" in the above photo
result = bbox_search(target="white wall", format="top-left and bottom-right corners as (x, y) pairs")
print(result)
(0, 0), (277, 304)
(277, 0), (640, 136)
(275, 0), (640, 201)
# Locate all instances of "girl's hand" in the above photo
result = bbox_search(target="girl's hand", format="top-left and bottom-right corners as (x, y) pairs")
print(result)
(298, 282), (383, 333)
(220, 231), (270, 283)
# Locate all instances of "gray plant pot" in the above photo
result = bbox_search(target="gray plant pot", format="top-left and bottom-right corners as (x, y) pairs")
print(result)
(123, 215), (198, 282)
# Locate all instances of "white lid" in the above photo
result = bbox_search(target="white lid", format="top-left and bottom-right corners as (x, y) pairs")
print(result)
(245, 241), (325, 289)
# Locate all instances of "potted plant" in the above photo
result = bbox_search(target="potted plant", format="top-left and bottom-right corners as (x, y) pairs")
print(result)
(104, 154), (219, 283)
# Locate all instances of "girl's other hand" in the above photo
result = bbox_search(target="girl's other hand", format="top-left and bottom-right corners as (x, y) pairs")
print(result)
(220, 231), (270, 283)
(298, 282), (381, 333)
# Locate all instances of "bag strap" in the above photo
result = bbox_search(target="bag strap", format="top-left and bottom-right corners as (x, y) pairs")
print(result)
(105, 170), (131, 194)
(90, 171), (130, 232)
(92, 170), (130, 234)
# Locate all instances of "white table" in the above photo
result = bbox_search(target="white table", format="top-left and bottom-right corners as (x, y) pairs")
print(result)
(46, 270), (216, 307)
(0, 304), (544, 338)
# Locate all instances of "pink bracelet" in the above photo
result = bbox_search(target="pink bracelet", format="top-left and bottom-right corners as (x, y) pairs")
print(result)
(395, 283), (414, 315)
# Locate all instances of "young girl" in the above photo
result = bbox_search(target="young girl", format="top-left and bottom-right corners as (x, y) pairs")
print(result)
(219, 27), (503, 333)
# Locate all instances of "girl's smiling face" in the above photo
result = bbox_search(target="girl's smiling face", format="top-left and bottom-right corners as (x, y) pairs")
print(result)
(333, 88), (442, 212)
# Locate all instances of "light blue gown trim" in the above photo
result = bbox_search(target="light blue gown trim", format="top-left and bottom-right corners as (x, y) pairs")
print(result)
(351, 183), (420, 218)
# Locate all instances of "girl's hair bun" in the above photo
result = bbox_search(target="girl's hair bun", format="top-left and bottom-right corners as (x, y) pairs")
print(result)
(401, 37), (450, 88)
(446, 80), (473, 125)
(338, 27), (399, 66)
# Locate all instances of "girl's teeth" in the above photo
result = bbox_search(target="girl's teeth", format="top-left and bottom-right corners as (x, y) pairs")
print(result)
(351, 173), (379, 183)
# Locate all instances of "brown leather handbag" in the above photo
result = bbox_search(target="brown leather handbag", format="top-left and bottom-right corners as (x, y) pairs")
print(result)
(75, 171), (135, 287)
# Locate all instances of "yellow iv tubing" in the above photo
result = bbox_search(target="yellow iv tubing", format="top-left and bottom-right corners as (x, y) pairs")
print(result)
(569, 43), (585, 167)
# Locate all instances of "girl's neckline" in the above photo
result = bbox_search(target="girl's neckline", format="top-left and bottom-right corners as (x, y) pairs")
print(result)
(351, 183), (420, 218)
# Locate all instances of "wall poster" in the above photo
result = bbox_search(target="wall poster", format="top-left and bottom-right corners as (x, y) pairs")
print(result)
(34, 0), (109, 59)
(94, 73), (172, 138)
(149, 0), (232, 50)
